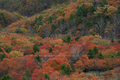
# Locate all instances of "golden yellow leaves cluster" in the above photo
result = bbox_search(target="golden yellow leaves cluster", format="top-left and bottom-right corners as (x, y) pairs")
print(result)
(94, 5), (118, 17)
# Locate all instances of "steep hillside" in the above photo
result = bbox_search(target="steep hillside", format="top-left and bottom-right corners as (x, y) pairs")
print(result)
(6, 0), (120, 39)
(0, 0), (120, 80)
(0, 0), (76, 16)
(0, 9), (24, 29)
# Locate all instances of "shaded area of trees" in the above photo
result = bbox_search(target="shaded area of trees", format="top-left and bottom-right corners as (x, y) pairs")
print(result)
(0, 0), (73, 17)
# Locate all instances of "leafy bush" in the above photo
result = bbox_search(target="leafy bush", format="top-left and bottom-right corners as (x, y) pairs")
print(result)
(60, 64), (72, 75)
(0, 74), (13, 80)
(33, 44), (39, 53)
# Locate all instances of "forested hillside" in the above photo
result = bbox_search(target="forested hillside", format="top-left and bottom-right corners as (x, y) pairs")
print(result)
(0, 9), (24, 29)
(0, 0), (76, 16)
(0, 0), (120, 80)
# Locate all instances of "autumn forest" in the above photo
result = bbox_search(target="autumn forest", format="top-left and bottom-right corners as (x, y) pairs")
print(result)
(0, 0), (120, 80)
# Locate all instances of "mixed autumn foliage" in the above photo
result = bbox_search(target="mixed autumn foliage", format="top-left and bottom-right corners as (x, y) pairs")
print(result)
(0, 34), (120, 80)
(0, 0), (120, 80)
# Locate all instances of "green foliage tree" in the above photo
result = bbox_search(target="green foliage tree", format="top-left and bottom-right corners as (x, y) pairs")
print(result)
(15, 28), (23, 34)
(69, 14), (74, 20)
(38, 42), (43, 46)
(48, 16), (52, 24)
(51, 24), (57, 31)
(60, 64), (72, 75)
(100, 0), (108, 7)
(75, 36), (81, 41)
(22, 70), (32, 80)
(44, 74), (50, 80)
(0, 47), (3, 52)
(0, 53), (6, 61)
(0, 74), (13, 80)
(49, 47), (52, 53)
(111, 38), (114, 43)
(5, 48), (12, 53)
(118, 39), (120, 43)
(115, 52), (120, 56)
(33, 44), (39, 53)
(93, 46), (98, 55)
(118, 6), (120, 14)
(35, 55), (41, 62)
(97, 52), (104, 59)
(63, 35), (71, 43)
(88, 5), (96, 14)
(87, 48), (94, 59)
(30, 52), (35, 55)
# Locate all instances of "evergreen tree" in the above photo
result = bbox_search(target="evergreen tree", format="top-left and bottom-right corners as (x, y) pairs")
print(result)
(93, 46), (98, 55)
(0, 54), (6, 61)
(44, 74), (50, 80)
(0, 47), (3, 52)
(38, 42), (43, 46)
(111, 38), (114, 43)
(60, 64), (72, 75)
(0, 74), (13, 80)
(87, 48), (94, 59)
(22, 70), (32, 80)
(33, 44), (39, 53)
(97, 52), (104, 59)
(49, 47), (52, 53)
(30, 52), (35, 55)
(100, 0), (108, 7)
(35, 55), (41, 62)
(118, 40), (120, 43)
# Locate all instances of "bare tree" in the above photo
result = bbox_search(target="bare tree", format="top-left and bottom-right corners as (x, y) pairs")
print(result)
(94, 17), (106, 36)
(112, 14), (120, 39)
(42, 26), (51, 37)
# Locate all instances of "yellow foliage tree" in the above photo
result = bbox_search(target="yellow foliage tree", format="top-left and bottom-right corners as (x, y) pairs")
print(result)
(94, 5), (118, 17)
(9, 50), (24, 58)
